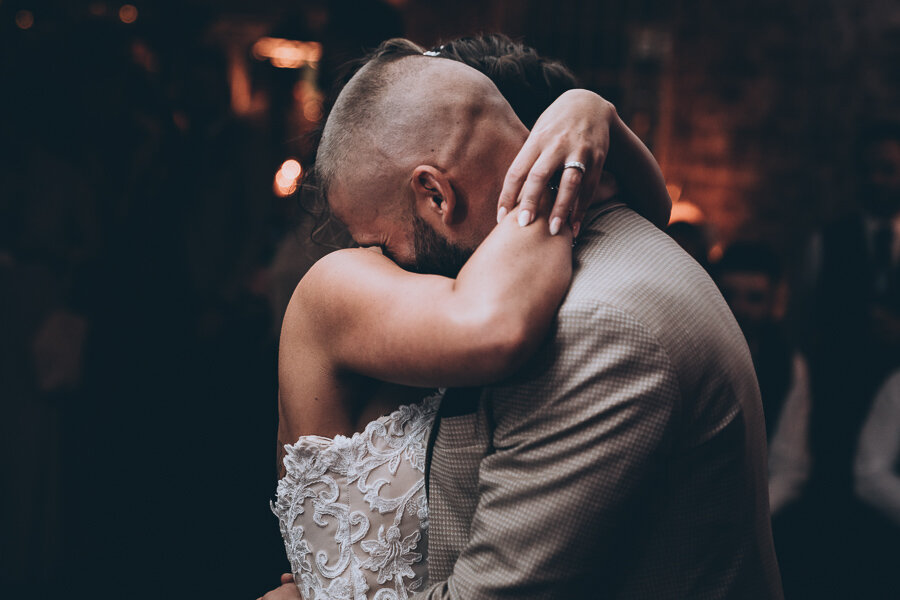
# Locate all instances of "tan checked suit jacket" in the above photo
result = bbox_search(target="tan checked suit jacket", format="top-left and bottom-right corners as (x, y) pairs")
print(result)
(416, 205), (783, 599)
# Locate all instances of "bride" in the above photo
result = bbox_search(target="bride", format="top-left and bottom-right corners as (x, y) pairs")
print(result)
(267, 35), (671, 600)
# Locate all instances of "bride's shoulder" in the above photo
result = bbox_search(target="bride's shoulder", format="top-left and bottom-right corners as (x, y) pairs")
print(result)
(290, 247), (411, 311)
(301, 247), (397, 289)
(282, 248), (399, 336)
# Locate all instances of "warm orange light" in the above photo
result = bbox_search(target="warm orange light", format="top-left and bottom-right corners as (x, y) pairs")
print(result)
(281, 159), (302, 180)
(131, 39), (158, 73)
(253, 38), (322, 69)
(294, 80), (324, 123)
(303, 99), (323, 122)
(668, 201), (706, 225)
(275, 171), (294, 188)
(227, 49), (252, 116)
(274, 159), (303, 197)
(119, 4), (138, 24)
(274, 181), (298, 197)
(665, 183), (682, 204)
(15, 10), (34, 30)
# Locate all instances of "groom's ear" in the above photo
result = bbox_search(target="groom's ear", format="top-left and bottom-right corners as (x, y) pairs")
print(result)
(411, 165), (457, 225)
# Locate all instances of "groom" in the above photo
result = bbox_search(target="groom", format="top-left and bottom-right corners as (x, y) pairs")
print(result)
(270, 51), (783, 599)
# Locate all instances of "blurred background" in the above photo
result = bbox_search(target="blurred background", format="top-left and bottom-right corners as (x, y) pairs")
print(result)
(1, 0), (898, 598)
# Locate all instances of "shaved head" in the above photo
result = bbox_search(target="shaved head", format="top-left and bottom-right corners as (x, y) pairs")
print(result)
(318, 54), (516, 201)
(315, 48), (528, 272)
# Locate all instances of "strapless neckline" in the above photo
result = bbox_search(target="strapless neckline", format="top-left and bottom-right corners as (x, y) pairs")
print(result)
(286, 388), (444, 445)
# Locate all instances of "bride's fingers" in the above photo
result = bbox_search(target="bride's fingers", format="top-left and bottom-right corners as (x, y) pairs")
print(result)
(549, 163), (585, 235)
(515, 150), (562, 228)
(280, 573), (294, 585)
(497, 139), (541, 223)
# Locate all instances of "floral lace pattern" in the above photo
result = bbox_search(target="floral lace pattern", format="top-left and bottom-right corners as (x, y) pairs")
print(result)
(272, 393), (441, 600)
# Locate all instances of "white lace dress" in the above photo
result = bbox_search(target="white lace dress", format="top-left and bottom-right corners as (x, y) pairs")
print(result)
(272, 392), (441, 600)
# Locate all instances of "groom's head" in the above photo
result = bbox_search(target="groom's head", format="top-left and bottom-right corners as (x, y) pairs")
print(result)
(316, 50), (528, 276)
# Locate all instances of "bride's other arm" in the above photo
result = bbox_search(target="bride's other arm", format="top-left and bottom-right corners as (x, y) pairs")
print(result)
(279, 207), (572, 392)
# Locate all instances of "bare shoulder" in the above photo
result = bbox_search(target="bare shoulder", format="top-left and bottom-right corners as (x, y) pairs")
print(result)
(277, 248), (417, 438)
(280, 247), (426, 367)
(295, 247), (396, 295)
(283, 248), (396, 327)
(278, 249), (380, 437)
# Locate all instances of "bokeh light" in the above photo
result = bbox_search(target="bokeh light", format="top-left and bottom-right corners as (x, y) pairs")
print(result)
(119, 4), (138, 24)
(15, 10), (34, 30)
(280, 159), (302, 180)
(274, 159), (303, 197)
(252, 38), (322, 69)
(669, 201), (706, 225)
(294, 80), (324, 123)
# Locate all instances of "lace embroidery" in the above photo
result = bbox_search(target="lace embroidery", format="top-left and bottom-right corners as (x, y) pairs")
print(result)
(272, 393), (441, 599)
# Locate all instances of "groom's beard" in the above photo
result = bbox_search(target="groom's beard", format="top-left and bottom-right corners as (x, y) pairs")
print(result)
(412, 214), (474, 278)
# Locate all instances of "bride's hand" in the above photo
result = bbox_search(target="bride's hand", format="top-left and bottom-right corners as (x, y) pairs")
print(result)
(497, 89), (614, 237)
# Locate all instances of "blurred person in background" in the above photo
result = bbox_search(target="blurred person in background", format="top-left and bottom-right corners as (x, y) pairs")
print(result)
(792, 119), (900, 597)
(715, 242), (812, 596)
(716, 241), (812, 517)
(853, 368), (900, 597)
(855, 369), (900, 523)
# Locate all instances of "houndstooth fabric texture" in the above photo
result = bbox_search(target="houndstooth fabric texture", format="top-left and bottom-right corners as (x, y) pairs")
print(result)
(416, 205), (783, 599)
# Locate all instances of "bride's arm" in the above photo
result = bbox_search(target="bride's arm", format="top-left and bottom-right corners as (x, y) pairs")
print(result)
(280, 207), (572, 389)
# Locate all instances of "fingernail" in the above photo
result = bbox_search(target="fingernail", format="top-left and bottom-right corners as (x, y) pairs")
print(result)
(497, 206), (508, 223)
(573, 222), (581, 238)
(518, 210), (531, 227)
(549, 217), (562, 236)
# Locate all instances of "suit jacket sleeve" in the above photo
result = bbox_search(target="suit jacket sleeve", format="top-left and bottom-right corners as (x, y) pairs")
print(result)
(414, 301), (683, 599)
